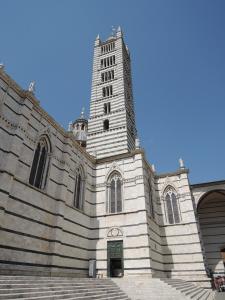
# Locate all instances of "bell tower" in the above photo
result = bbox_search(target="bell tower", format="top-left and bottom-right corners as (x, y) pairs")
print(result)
(86, 27), (137, 158)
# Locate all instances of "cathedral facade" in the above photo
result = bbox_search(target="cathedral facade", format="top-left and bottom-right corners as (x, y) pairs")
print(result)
(0, 28), (224, 287)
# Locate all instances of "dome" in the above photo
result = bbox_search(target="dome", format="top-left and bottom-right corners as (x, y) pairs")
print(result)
(68, 108), (88, 148)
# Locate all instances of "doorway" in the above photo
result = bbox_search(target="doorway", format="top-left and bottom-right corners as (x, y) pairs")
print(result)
(107, 240), (123, 277)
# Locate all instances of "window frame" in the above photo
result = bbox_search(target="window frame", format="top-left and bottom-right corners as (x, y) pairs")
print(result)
(29, 135), (51, 190)
(73, 166), (85, 211)
(148, 180), (155, 219)
(163, 186), (181, 224)
(106, 172), (123, 214)
(103, 119), (109, 130)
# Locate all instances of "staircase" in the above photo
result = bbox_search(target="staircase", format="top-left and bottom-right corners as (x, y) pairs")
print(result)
(160, 278), (216, 300)
(0, 276), (216, 300)
(0, 276), (131, 300)
(112, 277), (216, 300)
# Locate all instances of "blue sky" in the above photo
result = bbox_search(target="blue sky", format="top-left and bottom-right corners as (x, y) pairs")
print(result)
(1, 0), (225, 183)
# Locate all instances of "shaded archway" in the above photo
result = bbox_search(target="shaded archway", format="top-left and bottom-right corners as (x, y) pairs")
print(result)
(197, 190), (225, 274)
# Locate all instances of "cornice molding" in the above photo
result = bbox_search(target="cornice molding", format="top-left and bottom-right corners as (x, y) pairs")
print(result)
(96, 149), (144, 164)
(155, 168), (189, 179)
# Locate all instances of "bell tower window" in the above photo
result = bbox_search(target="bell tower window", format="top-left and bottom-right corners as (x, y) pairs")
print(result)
(102, 85), (113, 97)
(103, 119), (109, 130)
(104, 102), (111, 114)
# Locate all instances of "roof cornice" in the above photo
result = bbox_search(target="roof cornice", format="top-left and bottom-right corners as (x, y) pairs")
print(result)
(0, 69), (95, 163)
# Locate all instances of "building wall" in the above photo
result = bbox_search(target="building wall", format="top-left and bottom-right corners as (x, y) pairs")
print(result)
(0, 68), (222, 286)
(155, 170), (208, 283)
(93, 152), (151, 277)
(0, 70), (96, 276)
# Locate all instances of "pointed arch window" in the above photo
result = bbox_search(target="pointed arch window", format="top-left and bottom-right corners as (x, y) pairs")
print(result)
(74, 167), (85, 210)
(107, 172), (123, 214)
(148, 180), (155, 218)
(164, 186), (181, 224)
(29, 136), (51, 189)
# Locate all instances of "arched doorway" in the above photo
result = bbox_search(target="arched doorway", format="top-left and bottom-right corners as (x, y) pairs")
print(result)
(197, 190), (225, 275)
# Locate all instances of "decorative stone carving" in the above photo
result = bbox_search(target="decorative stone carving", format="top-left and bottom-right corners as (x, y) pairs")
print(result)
(179, 158), (185, 168)
(135, 137), (140, 149)
(68, 121), (73, 132)
(107, 227), (123, 238)
(105, 161), (123, 181)
(28, 81), (35, 93)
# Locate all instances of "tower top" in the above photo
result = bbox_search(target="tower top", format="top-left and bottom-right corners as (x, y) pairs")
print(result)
(116, 26), (123, 38)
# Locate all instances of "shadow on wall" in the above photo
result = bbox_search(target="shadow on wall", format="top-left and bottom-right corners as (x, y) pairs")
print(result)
(197, 190), (225, 275)
(148, 186), (174, 279)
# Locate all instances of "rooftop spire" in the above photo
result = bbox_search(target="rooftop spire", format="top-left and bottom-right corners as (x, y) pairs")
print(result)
(95, 34), (101, 46)
(116, 26), (123, 38)
(80, 107), (85, 118)
(111, 26), (116, 36)
(28, 81), (35, 93)
(0, 62), (5, 70)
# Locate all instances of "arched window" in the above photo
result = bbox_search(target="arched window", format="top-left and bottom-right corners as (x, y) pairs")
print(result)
(103, 87), (106, 97)
(74, 167), (85, 210)
(148, 180), (155, 218)
(103, 119), (109, 130)
(29, 136), (51, 189)
(107, 172), (123, 214)
(164, 186), (180, 224)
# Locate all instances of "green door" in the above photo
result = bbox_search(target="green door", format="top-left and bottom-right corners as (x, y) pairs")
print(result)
(107, 240), (123, 277)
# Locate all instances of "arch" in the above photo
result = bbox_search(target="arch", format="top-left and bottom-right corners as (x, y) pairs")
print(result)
(197, 189), (225, 210)
(74, 165), (85, 210)
(163, 185), (181, 224)
(107, 171), (123, 214)
(197, 189), (225, 274)
(29, 135), (51, 189)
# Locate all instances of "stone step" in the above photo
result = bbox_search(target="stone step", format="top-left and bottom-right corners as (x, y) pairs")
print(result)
(190, 289), (209, 299)
(0, 286), (119, 294)
(0, 277), (130, 300)
(3, 294), (130, 300)
(0, 283), (116, 289)
(0, 290), (128, 300)
(160, 278), (215, 300)
(0, 280), (114, 284)
(0, 276), (214, 300)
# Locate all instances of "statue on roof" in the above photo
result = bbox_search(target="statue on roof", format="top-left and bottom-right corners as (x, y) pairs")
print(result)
(28, 81), (35, 93)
